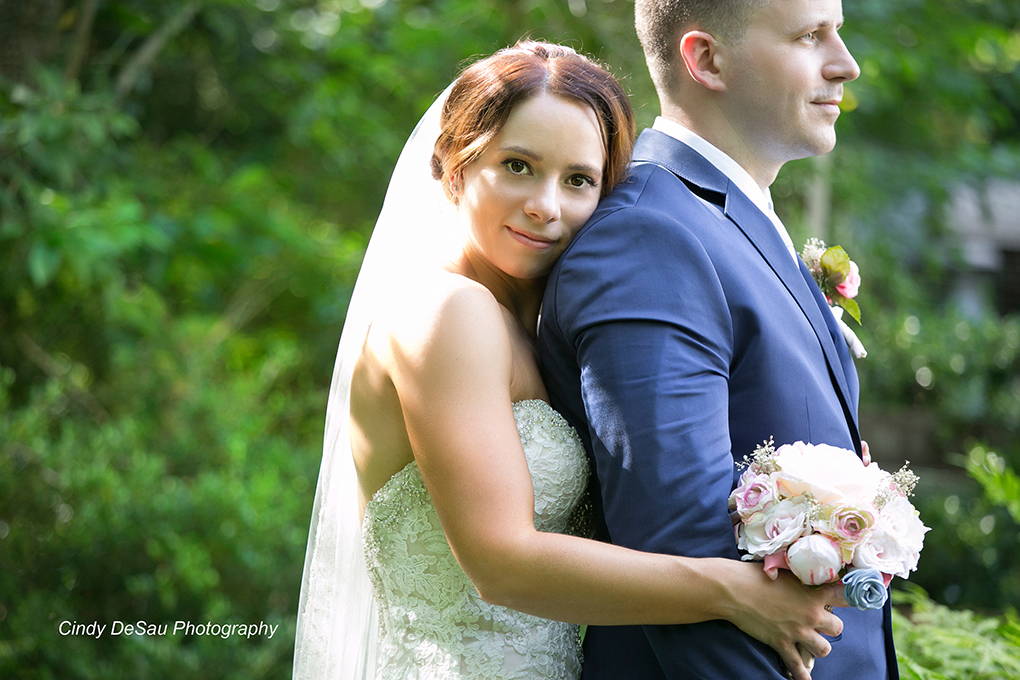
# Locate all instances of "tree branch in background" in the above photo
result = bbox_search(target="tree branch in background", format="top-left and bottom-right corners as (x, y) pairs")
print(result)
(15, 331), (110, 424)
(64, 0), (101, 84)
(208, 274), (288, 349)
(115, 0), (202, 101)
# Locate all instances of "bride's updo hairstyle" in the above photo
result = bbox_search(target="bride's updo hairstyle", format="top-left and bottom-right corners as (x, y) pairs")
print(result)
(431, 40), (635, 201)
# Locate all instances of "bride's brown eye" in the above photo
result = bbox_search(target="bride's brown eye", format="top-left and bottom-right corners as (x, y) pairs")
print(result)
(504, 159), (528, 174)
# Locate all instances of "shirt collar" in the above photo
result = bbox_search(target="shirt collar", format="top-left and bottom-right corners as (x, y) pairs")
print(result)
(651, 116), (798, 261)
(652, 116), (775, 215)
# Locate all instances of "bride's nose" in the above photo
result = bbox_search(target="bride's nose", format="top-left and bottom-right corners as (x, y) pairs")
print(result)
(523, 180), (561, 224)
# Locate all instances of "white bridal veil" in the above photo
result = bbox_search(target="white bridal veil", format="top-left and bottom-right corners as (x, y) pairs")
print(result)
(293, 85), (454, 679)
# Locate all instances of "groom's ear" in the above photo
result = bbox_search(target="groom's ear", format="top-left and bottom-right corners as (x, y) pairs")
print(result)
(679, 31), (726, 92)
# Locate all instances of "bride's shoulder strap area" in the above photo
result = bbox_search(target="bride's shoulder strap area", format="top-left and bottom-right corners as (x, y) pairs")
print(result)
(386, 276), (512, 391)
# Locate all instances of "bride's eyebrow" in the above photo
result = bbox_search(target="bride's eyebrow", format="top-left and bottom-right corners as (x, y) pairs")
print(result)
(499, 145), (601, 177)
(499, 144), (540, 160)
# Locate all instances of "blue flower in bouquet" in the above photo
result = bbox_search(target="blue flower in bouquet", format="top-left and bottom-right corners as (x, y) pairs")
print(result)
(841, 568), (888, 610)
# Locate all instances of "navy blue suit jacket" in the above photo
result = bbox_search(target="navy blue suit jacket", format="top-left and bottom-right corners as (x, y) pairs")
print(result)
(538, 130), (897, 679)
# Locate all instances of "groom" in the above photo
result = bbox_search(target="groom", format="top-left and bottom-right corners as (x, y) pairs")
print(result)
(538, 0), (896, 678)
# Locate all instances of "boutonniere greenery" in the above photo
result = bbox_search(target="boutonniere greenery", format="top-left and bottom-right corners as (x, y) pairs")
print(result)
(800, 238), (861, 324)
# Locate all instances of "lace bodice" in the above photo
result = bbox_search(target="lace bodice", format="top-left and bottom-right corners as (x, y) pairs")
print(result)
(362, 400), (589, 679)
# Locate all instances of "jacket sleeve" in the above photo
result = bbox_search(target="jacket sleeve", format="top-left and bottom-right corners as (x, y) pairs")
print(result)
(547, 197), (789, 678)
(552, 200), (741, 557)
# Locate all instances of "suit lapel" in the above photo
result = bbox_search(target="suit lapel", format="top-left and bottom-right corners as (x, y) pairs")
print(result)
(633, 130), (861, 448)
(724, 191), (860, 444)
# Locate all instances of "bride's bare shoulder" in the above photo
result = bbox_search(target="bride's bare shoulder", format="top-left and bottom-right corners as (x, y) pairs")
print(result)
(369, 270), (510, 367)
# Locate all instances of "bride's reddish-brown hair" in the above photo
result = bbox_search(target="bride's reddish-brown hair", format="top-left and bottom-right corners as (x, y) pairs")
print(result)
(431, 41), (635, 200)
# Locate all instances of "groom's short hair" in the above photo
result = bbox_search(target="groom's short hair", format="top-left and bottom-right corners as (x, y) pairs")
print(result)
(635, 0), (769, 100)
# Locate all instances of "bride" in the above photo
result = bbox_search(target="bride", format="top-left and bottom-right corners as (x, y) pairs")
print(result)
(293, 41), (843, 680)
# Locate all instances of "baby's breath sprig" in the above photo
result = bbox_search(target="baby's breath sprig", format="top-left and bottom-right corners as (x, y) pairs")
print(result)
(804, 495), (824, 523)
(890, 462), (919, 497)
(801, 238), (827, 279)
(874, 461), (920, 510)
(738, 437), (778, 475)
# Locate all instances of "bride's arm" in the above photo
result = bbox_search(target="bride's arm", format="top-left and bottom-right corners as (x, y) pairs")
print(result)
(389, 284), (841, 677)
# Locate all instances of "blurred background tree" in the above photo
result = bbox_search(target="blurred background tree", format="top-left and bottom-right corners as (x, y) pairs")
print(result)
(0, 1), (1018, 678)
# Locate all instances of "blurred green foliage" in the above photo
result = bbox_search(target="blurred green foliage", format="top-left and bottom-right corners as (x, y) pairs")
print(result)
(836, 232), (1020, 611)
(0, 0), (1019, 677)
(893, 585), (1020, 680)
(905, 442), (1020, 613)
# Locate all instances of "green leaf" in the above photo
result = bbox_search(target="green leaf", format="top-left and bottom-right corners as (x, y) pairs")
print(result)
(833, 294), (861, 325)
(820, 246), (851, 288)
(964, 445), (1020, 525)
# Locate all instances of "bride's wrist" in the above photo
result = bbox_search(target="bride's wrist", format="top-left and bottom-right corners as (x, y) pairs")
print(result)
(672, 556), (744, 624)
(701, 557), (753, 624)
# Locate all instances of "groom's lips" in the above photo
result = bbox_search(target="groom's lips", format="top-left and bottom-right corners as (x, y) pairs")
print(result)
(812, 92), (843, 115)
(506, 226), (556, 250)
(813, 100), (842, 114)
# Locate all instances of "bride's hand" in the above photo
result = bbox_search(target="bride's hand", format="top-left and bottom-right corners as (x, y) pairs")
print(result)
(716, 561), (845, 680)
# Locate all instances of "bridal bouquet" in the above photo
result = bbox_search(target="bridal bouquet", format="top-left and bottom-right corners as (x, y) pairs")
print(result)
(730, 439), (928, 610)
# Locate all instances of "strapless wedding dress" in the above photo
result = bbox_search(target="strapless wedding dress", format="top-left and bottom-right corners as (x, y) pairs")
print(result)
(362, 400), (589, 679)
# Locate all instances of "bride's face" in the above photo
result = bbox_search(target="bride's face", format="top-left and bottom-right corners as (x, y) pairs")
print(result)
(454, 93), (605, 281)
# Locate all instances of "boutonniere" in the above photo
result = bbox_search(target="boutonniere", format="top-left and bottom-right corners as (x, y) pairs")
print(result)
(800, 238), (861, 324)
(800, 239), (866, 358)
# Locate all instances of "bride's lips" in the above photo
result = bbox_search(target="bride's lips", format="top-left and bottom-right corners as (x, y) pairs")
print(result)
(506, 226), (556, 250)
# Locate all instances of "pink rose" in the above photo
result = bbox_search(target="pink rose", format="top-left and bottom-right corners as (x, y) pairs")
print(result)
(817, 503), (876, 561)
(730, 473), (778, 521)
(835, 260), (861, 299)
(787, 534), (844, 585)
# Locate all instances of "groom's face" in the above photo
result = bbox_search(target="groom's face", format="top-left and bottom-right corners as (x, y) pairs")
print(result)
(719, 0), (860, 166)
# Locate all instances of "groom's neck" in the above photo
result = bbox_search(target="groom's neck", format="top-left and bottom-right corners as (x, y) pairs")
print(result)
(659, 102), (781, 190)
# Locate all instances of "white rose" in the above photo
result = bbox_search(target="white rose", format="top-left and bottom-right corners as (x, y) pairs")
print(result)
(851, 497), (929, 579)
(879, 496), (929, 553)
(787, 534), (844, 585)
(741, 496), (812, 558)
(851, 528), (912, 578)
(773, 441), (886, 505)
